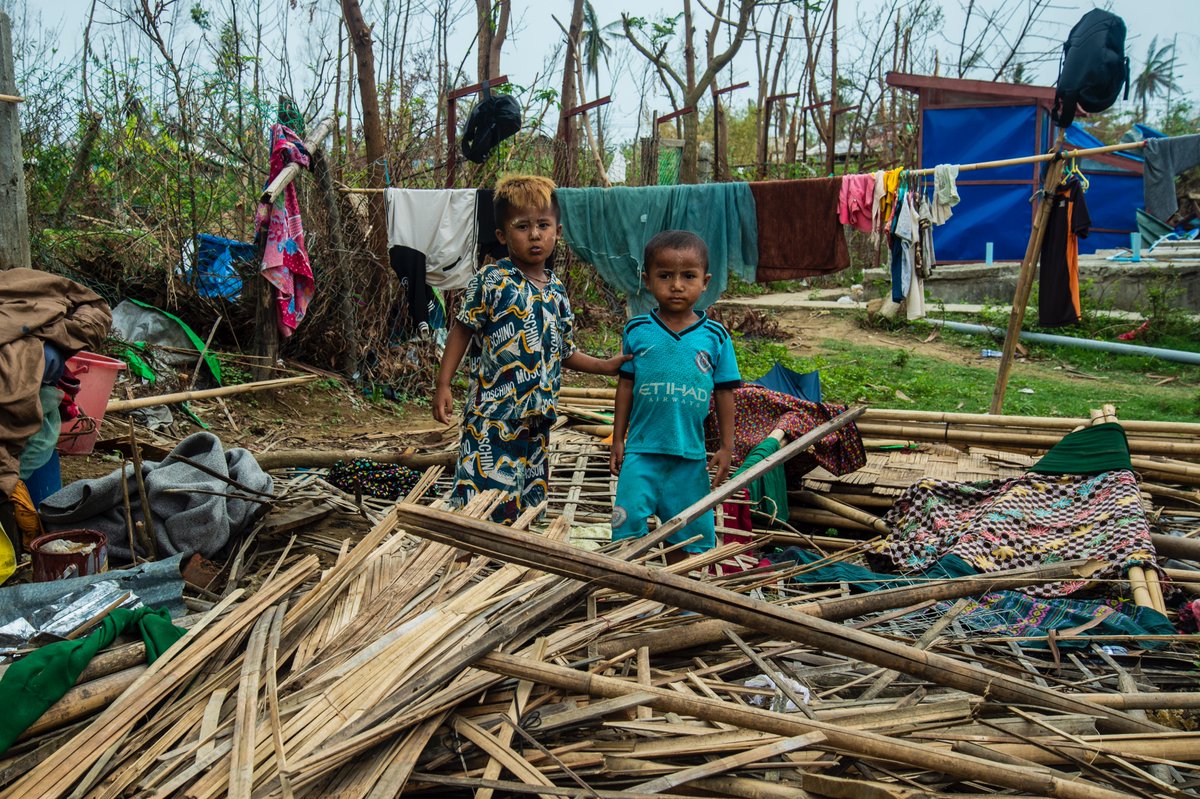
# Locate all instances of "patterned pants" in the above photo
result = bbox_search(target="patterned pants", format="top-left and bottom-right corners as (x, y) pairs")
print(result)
(452, 413), (550, 524)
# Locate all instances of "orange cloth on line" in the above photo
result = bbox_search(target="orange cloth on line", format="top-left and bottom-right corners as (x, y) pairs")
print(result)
(1066, 198), (1082, 319)
(11, 481), (44, 547)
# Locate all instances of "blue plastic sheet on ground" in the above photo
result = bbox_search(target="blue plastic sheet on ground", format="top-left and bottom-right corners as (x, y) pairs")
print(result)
(191, 234), (255, 300)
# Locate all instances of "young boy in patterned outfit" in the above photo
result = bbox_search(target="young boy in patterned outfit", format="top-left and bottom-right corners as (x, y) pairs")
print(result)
(433, 175), (627, 523)
(610, 230), (740, 562)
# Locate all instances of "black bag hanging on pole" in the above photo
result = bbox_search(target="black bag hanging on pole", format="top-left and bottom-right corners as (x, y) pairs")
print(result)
(461, 83), (522, 164)
(1051, 9), (1130, 128)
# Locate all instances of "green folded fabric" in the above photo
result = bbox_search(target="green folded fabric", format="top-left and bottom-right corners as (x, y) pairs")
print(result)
(0, 606), (186, 754)
(735, 437), (790, 524)
(1031, 422), (1132, 476)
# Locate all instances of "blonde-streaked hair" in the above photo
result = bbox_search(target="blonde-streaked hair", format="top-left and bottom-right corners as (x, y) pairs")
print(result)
(494, 174), (559, 226)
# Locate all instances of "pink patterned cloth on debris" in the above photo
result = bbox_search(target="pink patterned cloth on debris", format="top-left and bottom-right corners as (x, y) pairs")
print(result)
(705, 385), (867, 485)
(876, 470), (1160, 598)
(255, 124), (314, 337)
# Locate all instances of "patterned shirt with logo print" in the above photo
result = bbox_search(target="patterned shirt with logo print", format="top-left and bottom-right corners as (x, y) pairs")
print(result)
(456, 259), (579, 420)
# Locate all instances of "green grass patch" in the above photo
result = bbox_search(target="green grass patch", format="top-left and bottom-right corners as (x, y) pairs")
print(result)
(733, 336), (1200, 421)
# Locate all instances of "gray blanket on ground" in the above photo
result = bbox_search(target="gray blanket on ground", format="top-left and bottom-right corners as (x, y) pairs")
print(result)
(40, 432), (273, 562)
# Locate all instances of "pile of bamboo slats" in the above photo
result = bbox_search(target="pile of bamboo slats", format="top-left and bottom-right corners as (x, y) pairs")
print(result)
(4, 397), (1200, 798)
(7, 482), (1200, 799)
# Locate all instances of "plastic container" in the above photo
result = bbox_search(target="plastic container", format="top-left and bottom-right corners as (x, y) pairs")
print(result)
(29, 529), (109, 582)
(58, 351), (126, 456)
(24, 450), (62, 506)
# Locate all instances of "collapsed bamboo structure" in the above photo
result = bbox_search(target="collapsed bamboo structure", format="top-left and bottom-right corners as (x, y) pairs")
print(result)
(4, 395), (1200, 799)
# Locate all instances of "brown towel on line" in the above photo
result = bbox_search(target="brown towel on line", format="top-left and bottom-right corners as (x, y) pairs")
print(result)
(749, 178), (851, 282)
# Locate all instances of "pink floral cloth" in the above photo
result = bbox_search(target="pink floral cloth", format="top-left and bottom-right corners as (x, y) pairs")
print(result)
(254, 124), (314, 337)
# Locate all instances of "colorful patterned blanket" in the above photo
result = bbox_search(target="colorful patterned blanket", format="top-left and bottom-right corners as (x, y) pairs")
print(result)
(877, 470), (1157, 597)
(941, 590), (1174, 650)
(706, 385), (866, 484)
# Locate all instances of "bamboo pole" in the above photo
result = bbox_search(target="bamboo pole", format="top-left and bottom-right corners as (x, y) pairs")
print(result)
(1125, 565), (1155, 611)
(393, 504), (1161, 735)
(105, 374), (317, 413)
(858, 408), (1200, 437)
(478, 652), (1133, 799)
(854, 422), (1200, 458)
(990, 145), (1067, 414)
(908, 138), (1147, 177)
(259, 117), (336, 205)
(793, 491), (890, 533)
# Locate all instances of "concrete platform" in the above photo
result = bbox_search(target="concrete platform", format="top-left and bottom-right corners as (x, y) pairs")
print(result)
(860, 258), (1200, 313)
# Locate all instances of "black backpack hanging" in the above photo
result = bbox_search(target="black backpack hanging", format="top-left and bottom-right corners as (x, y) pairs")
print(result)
(461, 83), (522, 164)
(1051, 9), (1130, 129)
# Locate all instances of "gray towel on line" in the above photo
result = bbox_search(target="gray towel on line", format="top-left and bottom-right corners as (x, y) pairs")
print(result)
(1143, 134), (1200, 222)
(39, 432), (273, 562)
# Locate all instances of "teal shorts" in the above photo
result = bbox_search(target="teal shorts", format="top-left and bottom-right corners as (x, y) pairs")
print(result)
(611, 452), (714, 553)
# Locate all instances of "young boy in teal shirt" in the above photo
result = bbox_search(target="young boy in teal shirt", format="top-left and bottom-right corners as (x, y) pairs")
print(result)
(434, 175), (627, 523)
(609, 230), (740, 561)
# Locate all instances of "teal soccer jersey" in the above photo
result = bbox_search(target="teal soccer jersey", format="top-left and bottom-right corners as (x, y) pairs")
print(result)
(618, 311), (741, 459)
(457, 260), (578, 420)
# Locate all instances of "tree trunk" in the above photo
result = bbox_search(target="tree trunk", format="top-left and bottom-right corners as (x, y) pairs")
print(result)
(678, 0), (698, 183)
(553, 0), (584, 187)
(340, 0), (387, 263)
(53, 112), (103, 227)
(474, 0), (509, 82)
(0, 12), (29, 270)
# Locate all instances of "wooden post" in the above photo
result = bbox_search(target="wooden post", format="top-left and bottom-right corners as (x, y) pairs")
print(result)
(251, 117), (335, 380)
(0, 12), (30, 271)
(826, 0), (838, 175)
(989, 141), (1066, 413)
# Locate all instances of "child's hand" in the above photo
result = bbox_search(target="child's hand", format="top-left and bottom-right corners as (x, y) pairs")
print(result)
(708, 447), (732, 489)
(609, 439), (625, 476)
(432, 385), (455, 424)
(601, 353), (633, 376)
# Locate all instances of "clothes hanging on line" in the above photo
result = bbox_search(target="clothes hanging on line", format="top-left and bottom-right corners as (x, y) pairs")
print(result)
(932, 163), (960, 224)
(916, 194), (937, 279)
(1143, 134), (1200, 222)
(1038, 179), (1091, 328)
(385, 188), (480, 335)
(870, 170), (886, 239)
(556, 183), (758, 315)
(879, 168), (903, 230)
(255, 123), (315, 338)
(385, 188), (479, 289)
(750, 178), (849, 282)
(475, 188), (509, 262)
(837, 173), (875, 232)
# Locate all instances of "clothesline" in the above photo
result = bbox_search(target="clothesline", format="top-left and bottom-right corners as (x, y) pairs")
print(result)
(339, 139), (1152, 194)
(907, 139), (1148, 177)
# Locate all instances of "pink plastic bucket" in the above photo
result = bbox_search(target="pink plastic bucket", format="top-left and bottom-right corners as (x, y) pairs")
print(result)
(58, 351), (126, 456)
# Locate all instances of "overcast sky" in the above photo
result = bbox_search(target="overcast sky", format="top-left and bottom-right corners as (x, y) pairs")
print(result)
(33, 0), (1200, 141)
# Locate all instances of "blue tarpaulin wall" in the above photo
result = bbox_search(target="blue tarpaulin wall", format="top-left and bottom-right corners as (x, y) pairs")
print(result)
(922, 105), (1037, 262)
(920, 104), (1144, 261)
